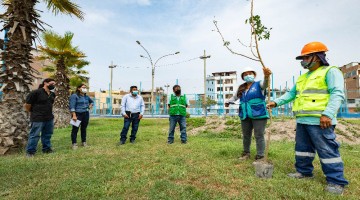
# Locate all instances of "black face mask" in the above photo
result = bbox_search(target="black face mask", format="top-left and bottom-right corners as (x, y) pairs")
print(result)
(48, 84), (55, 90)
(175, 90), (181, 95)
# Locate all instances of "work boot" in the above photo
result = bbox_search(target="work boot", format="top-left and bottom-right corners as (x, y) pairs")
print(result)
(167, 140), (174, 144)
(325, 183), (344, 195)
(181, 140), (187, 144)
(118, 141), (126, 146)
(130, 140), (135, 144)
(239, 152), (250, 160)
(72, 143), (78, 150)
(287, 172), (314, 179)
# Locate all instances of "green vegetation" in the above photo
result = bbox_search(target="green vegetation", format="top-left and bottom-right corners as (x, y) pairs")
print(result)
(1, 118), (359, 199)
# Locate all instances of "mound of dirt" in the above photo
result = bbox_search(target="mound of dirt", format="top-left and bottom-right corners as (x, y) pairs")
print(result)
(188, 117), (360, 145)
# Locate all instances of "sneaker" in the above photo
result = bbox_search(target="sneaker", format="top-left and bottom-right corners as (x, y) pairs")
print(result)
(239, 152), (250, 160)
(287, 172), (314, 179)
(26, 153), (35, 158)
(167, 141), (173, 144)
(72, 143), (78, 150)
(181, 140), (187, 144)
(82, 142), (88, 147)
(130, 140), (135, 144)
(43, 148), (54, 154)
(118, 141), (126, 145)
(325, 183), (344, 195)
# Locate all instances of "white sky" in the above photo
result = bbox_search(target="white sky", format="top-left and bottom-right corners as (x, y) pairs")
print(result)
(4, 0), (360, 94)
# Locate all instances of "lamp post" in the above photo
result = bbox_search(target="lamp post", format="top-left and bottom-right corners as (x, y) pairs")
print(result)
(136, 40), (179, 114)
(109, 61), (117, 115)
(200, 50), (211, 116)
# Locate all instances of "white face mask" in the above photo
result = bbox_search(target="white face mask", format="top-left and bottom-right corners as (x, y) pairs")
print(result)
(81, 88), (87, 93)
(50, 88), (56, 93)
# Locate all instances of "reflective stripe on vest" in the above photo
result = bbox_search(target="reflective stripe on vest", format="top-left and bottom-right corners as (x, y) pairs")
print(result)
(292, 66), (337, 117)
(297, 89), (329, 94)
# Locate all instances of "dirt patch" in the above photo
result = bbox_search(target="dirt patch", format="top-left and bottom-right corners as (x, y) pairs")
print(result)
(188, 116), (227, 135)
(188, 117), (360, 145)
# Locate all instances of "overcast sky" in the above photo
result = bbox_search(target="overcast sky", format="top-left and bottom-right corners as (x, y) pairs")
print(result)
(8, 0), (360, 94)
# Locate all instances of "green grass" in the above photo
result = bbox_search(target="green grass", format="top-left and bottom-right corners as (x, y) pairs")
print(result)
(1, 118), (359, 199)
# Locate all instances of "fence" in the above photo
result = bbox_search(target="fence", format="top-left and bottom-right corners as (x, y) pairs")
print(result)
(90, 73), (360, 118)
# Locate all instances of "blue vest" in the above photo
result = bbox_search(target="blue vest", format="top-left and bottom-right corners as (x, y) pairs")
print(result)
(238, 81), (269, 120)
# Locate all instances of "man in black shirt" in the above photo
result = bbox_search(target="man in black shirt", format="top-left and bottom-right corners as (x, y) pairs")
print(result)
(24, 78), (56, 157)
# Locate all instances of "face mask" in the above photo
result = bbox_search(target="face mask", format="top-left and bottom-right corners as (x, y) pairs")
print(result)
(244, 75), (255, 83)
(48, 84), (55, 90)
(300, 61), (317, 69)
(132, 90), (138, 96)
(175, 90), (181, 95)
(81, 88), (87, 93)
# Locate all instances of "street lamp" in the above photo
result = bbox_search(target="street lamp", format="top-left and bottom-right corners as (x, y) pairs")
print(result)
(200, 50), (211, 116)
(109, 61), (117, 115)
(136, 40), (180, 114)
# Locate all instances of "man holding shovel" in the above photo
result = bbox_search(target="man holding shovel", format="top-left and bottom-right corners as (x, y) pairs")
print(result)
(267, 42), (348, 195)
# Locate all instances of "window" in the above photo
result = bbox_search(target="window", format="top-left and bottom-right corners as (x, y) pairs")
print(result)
(348, 99), (355, 103)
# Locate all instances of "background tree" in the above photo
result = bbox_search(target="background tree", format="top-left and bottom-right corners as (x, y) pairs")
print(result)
(38, 30), (89, 128)
(0, 0), (83, 155)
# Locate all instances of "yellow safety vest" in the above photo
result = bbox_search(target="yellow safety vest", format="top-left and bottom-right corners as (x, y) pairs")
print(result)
(293, 66), (337, 117)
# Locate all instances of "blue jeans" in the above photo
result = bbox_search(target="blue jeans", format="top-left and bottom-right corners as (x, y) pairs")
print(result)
(168, 115), (187, 142)
(295, 123), (348, 186)
(71, 111), (90, 144)
(26, 119), (54, 154)
(120, 113), (140, 142)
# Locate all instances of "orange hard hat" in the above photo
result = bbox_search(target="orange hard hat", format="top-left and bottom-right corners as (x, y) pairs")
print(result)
(296, 42), (328, 60)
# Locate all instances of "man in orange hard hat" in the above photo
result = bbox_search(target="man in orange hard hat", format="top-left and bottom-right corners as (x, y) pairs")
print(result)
(267, 42), (348, 195)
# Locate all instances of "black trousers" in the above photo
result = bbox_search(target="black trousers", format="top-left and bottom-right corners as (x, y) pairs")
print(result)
(71, 111), (90, 144)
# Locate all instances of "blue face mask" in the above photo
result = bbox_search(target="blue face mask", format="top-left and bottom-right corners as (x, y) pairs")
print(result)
(244, 75), (255, 83)
(132, 90), (138, 96)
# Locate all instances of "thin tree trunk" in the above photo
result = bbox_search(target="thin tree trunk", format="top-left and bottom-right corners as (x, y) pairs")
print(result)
(0, 0), (38, 155)
(53, 58), (70, 128)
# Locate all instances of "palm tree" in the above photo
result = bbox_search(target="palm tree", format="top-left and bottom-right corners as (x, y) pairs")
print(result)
(0, 0), (84, 155)
(38, 31), (89, 128)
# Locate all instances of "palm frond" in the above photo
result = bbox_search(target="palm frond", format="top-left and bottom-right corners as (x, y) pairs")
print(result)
(43, 0), (84, 20)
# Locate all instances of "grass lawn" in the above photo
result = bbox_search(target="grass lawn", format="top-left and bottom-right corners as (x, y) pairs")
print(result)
(1, 118), (359, 199)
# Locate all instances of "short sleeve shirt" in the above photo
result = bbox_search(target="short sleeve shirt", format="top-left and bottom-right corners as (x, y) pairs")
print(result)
(26, 88), (56, 122)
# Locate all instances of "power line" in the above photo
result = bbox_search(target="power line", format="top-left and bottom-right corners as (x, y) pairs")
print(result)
(156, 56), (200, 67)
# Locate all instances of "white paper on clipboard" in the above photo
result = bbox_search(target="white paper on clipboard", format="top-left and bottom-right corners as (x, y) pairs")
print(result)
(70, 119), (81, 127)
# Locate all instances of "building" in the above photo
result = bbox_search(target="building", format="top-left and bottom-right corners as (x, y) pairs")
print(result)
(339, 62), (360, 112)
(206, 71), (238, 113)
(88, 88), (167, 115)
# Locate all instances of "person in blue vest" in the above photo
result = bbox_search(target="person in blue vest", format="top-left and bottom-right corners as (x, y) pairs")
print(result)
(225, 67), (272, 161)
(69, 83), (93, 150)
(267, 42), (348, 195)
(167, 85), (189, 144)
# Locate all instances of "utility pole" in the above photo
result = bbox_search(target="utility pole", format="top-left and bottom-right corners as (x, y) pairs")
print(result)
(109, 61), (117, 115)
(200, 50), (211, 116)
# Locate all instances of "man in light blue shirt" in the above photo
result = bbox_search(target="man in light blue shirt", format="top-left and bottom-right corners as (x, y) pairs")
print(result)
(119, 86), (144, 145)
(267, 42), (348, 195)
